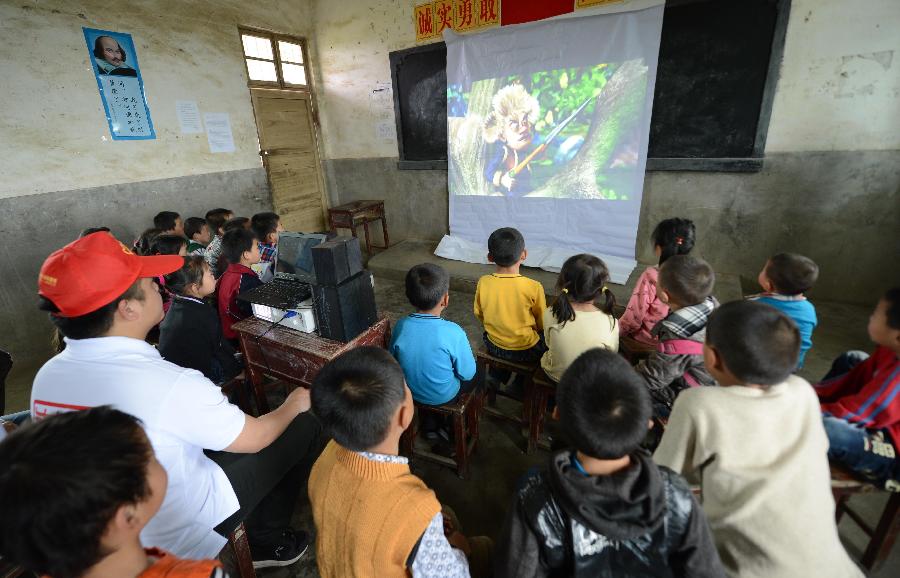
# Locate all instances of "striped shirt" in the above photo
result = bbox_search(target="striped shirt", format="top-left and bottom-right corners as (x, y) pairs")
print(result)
(815, 346), (900, 448)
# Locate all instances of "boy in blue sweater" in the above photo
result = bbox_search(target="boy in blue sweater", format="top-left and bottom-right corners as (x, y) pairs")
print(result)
(390, 263), (478, 440)
(749, 253), (819, 369)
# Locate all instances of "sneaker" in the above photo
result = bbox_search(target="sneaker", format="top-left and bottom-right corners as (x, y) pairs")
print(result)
(251, 530), (310, 569)
(424, 429), (440, 441)
(437, 427), (451, 442)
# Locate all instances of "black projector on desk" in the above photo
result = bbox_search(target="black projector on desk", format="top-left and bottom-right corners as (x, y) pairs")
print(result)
(312, 270), (377, 342)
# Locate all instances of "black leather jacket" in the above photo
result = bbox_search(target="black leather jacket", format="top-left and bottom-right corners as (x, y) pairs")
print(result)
(495, 450), (725, 578)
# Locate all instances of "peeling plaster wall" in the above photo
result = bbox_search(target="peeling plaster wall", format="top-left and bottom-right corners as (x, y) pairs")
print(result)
(313, 0), (900, 305)
(0, 0), (315, 199)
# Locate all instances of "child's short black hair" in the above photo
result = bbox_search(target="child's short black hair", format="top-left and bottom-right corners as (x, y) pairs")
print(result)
(557, 349), (651, 460)
(134, 227), (162, 256)
(651, 217), (696, 265)
(153, 211), (181, 231)
(40, 281), (146, 340)
(222, 228), (258, 264)
(405, 263), (450, 311)
(884, 287), (900, 330)
(707, 300), (800, 385)
(79, 226), (110, 238)
(0, 406), (153, 578)
(150, 234), (187, 256)
(251, 212), (281, 243)
(311, 347), (406, 451)
(658, 255), (715, 306)
(223, 216), (250, 233)
(183, 217), (207, 241)
(205, 208), (232, 236)
(164, 256), (207, 295)
(488, 227), (525, 267)
(765, 253), (819, 295)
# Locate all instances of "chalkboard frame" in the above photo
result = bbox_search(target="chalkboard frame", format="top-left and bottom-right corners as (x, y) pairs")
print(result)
(389, 0), (791, 172)
(390, 42), (448, 171)
(645, 0), (791, 172)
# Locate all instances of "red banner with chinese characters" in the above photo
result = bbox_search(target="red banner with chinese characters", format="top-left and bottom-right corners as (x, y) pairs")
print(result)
(418, 0), (622, 41)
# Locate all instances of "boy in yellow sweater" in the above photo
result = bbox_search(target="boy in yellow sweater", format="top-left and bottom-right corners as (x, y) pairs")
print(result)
(474, 227), (547, 392)
(309, 347), (488, 577)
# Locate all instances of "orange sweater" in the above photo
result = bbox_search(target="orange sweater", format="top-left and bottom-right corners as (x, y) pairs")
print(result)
(308, 441), (441, 577)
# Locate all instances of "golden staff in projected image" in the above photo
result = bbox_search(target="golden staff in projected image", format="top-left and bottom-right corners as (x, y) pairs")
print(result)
(506, 94), (596, 179)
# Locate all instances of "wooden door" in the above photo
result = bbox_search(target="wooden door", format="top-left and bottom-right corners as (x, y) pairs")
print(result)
(250, 88), (327, 232)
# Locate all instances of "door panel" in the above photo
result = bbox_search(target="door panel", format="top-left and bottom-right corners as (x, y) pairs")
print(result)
(251, 89), (327, 232)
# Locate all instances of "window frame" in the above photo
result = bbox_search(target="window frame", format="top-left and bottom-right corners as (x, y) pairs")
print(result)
(238, 27), (310, 91)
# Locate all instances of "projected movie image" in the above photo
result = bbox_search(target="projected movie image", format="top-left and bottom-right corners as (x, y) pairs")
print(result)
(448, 59), (649, 199)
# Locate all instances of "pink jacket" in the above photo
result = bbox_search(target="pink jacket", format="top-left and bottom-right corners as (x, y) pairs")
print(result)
(619, 266), (669, 345)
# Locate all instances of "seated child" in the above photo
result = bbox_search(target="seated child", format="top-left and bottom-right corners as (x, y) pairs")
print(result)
(474, 227), (547, 387)
(816, 287), (900, 489)
(80, 225), (111, 238)
(184, 217), (212, 256)
(636, 255), (717, 414)
(655, 301), (862, 578)
(748, 253), (818, 369)
(541, 253), (619, 382)
(620, 217), (696, 346)
(495, 348), (723, 577)
(0, 406), (226, 578)
(218, 228), (263, 343)
(251, 211), (284, 264)
(390, 263), (477, 439)
(150, 234), (189, 314)
(134, 227), (163, 255)
(215, 217), (251, 279)
(204, 208), (234, 276)
(308, 347), (487, 577)
(154, 210), (184, 237)
(159, 257), (243, 384)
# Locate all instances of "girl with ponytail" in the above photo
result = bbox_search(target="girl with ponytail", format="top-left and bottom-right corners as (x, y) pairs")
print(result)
(619, 217), (696, 345)
(540, 254), (619, 382)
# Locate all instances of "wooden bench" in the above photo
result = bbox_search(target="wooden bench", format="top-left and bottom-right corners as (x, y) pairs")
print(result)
(225, 522), (256, 578)
(400, 390), (484, 479)
(830, 465), (900, 571)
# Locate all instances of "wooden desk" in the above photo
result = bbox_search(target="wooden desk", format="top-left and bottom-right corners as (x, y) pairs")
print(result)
(327, 200), (389, 254)
(233, 317), (391, 414)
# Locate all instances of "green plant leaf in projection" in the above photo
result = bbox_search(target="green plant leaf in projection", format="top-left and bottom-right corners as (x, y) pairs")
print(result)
(526, 59), (649, 200)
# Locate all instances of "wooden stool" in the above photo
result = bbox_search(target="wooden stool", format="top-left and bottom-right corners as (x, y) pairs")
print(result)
(475, 348), (536, 422)
(400, 390), (484, 479)
(327, 200), (389, 255)
(525, 369), (557, 454)
(830, 464), (900, 571)
(227, 522), (256, 578)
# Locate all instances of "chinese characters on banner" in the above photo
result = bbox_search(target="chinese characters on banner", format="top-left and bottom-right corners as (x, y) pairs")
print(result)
(83, 27), (155, 140)
(415, 0), (499, 41)
(415, 0), (622, 41)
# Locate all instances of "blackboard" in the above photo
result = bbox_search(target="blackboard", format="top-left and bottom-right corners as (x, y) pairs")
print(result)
(389, 0), (790, 171)
(389, 43), (448, 169)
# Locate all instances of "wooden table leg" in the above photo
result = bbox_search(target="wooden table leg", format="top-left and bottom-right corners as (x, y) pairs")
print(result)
(245, 363), (270, 415)
(380, 215), (389, 248)
(362, 221), (372, 254)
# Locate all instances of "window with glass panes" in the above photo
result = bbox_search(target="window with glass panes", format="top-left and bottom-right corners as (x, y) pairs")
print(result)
(239, 29), (308, 89)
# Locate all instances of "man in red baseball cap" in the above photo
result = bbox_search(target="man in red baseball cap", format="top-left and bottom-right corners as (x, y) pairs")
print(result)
(31, 232), (323, 568)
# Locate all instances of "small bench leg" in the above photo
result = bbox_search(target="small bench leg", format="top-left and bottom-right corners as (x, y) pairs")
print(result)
(862, 491), (900, 570)
(454, 413), (468, 479)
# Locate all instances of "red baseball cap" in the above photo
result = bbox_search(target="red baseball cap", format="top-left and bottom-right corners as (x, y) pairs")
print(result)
(38, 232), (184, 317)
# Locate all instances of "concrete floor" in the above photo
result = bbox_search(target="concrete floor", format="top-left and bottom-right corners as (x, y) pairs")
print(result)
(3, 260), (898, 577)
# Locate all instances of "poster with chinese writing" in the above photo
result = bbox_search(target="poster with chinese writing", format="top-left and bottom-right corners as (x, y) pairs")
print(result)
(83, 28), (155, 140)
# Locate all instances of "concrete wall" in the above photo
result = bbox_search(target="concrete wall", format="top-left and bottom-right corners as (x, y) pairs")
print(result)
(313, 0), (900, 304)
(0, 0), (317, 363)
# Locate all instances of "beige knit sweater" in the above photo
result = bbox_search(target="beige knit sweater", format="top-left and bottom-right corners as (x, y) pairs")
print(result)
(654, 376), (862, 578)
